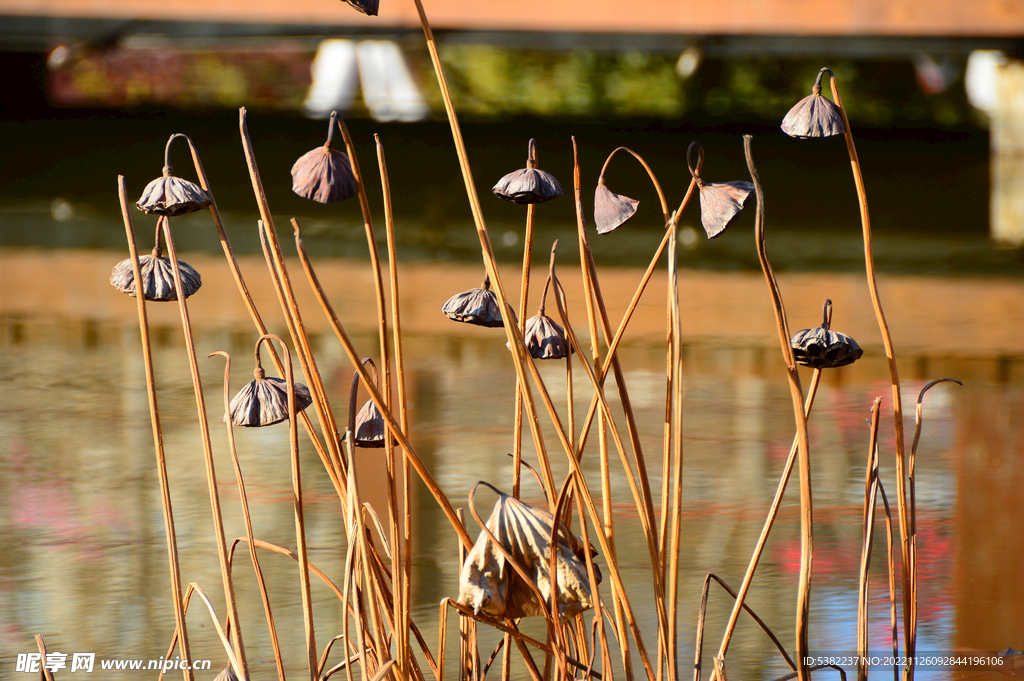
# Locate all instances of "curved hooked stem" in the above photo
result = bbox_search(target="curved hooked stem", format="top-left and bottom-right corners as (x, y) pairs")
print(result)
(812, 67), (834, 96)
(597, 146), (670, 223)
(348, 357), (378, 435)
(163, 133), (190, 175)
(326, 111), (338, 149)
(686, 141), (706, 187)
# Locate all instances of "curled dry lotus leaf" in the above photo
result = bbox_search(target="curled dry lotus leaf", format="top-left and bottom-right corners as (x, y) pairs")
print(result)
(458, 489), (599, 619)
(442, 287), (505, 327)
(229, 375), (314, 427)
(594, 182), (639, 234)
(781, 92), (845, 139)
(514, 313), (571, 360)
(342, 0), (378, 15)
(136, 170), (212, 216)
(698, 181), (754, 238)
(492, 167), (564, 205)
(354, 398), (390, 448)
(790, 326), (863, 368)
(110, 253), (202, 302)
(291, 146), (358, 204)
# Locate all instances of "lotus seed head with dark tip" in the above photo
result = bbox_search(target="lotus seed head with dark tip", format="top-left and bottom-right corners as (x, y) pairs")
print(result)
(594, 181), (639, 234)
(228, 369), (313, 427)
(110, 248), (203, 302)
(492, 139), (563, 204)
(136, 168), (212, 216)
(781, 68), (846, 139)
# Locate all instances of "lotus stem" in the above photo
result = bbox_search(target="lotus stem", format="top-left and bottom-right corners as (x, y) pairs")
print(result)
(161, 215), (247, 677)
(512, 142), (539, 499)
(857, 398), (883, 681)
(116, 177), (195, 681)
(743, 134), (812, 681)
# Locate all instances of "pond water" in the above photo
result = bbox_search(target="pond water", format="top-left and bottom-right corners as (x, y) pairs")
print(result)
(0, 111), (1022, 680)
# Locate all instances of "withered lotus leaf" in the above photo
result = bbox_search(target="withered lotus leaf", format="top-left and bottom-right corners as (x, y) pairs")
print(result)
(354, 398), (388, 447)
(594, 182), (639, 234)
(136, 167), (212, 217)
(517, 314), (570, 360)
(698, 181), (754, 238)
(790, 326), (863, 368)
(228, 369), (313, 427)
(291, 146), (358, 204)
(342, 0), (378, 15)
(781, 92), (845, 139)
(110, 250), (202, 302)
(492, 167), (563, 205)
(458, 488), (599, 619)
(442, 277), (506, 327)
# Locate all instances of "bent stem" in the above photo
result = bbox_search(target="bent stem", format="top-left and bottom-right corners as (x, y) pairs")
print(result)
(161, 215), (247, 678)
(828, 75), (911, 674)
(210, 351), (287, 681)
(857, 398), (883, 681)
(743, 134), (812, 681)
(117, 177), (194, 681)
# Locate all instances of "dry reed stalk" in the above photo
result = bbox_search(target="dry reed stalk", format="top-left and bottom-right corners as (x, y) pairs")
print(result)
(291, 220), (474, 551)
(210, 351), (287, 681)
(189, 583), (246, 680)
(708, 367), (823, 667)
(743, 135), (812, 681)
(239, 109), (347, 488)
(512, 149), (539, 499)
(338, 127), (405, 675)
(693, 573), (797, 681)
(857, 398), (883, 681)
(117, 176), (195, 681)
(376, 133), (416, 681)
(876, 480), (899, 681)
(665, 219), (683, 681)
(35, 634), (55, 681)
(827, 76), (911, 675)
(160, 216), (248, 677)
(907, 378), (960, 672)
(180, 134), (336, 488)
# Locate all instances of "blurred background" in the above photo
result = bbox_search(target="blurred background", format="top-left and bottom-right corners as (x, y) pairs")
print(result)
(1, 1), (1023, 679)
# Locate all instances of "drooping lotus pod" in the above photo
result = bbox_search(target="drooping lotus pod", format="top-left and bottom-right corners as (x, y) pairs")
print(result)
(136, 134), (212, 216)
(351, 358), (391, 448)
(291, 111), (358, 204)
(457, 483), (600, 620)
(442, 273), (506, 327)
(522, 313), (570, 360)
(228, 347), (313, 427)
(688, 141), (754, 238)
(492, 139), (563, 205)
(341, 0), (378, 16)
(110, 246), (202, 302)
(781, 67), (846, 139)
(594, 180), (639, 234)
(790, 299), (863, 369)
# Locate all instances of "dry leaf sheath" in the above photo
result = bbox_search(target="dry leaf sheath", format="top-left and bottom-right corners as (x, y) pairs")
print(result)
(781, 68), (846, 139)
(594, 180), (639, 234)
(458, 483), (599, 619)
(442, 273), (506, 327)
(229, 344), (313, 427)
(688, 141), (754, 238)
(291, 111), (358, 204)
(492, 139), (563, 204)
(790, 299), (863, 368)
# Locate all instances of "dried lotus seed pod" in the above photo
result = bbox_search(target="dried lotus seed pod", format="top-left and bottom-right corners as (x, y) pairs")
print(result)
(229, 364), (313, 427)
(790, 299), (863, 368)
(442, 273), (506, 327)
(136, 134), (211, 216)
(492, 139), (563, 205)
(110, 246), (202, 302)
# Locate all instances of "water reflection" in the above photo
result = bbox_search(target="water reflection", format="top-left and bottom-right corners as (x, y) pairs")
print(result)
(0, 248), (1021, 679)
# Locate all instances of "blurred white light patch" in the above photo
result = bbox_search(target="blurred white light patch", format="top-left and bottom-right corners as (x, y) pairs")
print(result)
(51, 198), (75, 222)
(304, 39), (359, 119)
(676, 46), (702, 79)
(356, 41), (429, 123)
(965, 50), (1006, 115)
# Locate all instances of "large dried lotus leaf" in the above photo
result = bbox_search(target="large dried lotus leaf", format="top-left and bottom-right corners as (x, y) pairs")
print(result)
(229, 376), (314, 427)
(342, 0), (378, 15)
(110, 254), (202, 301)
(698, 181), (754, 238)
(594, 183), (639, 234)
(457, 491), (598, 620)
(291, 147), (358, 204)
(354, 398), (388, 447)
(790, 326), (863, 368)
(517, 314), (570, 360)
(492, 168), (563, 205)
(781, 93), (846, 139)
(136, 175), (212, 216)
(442, 288), (505, 327)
